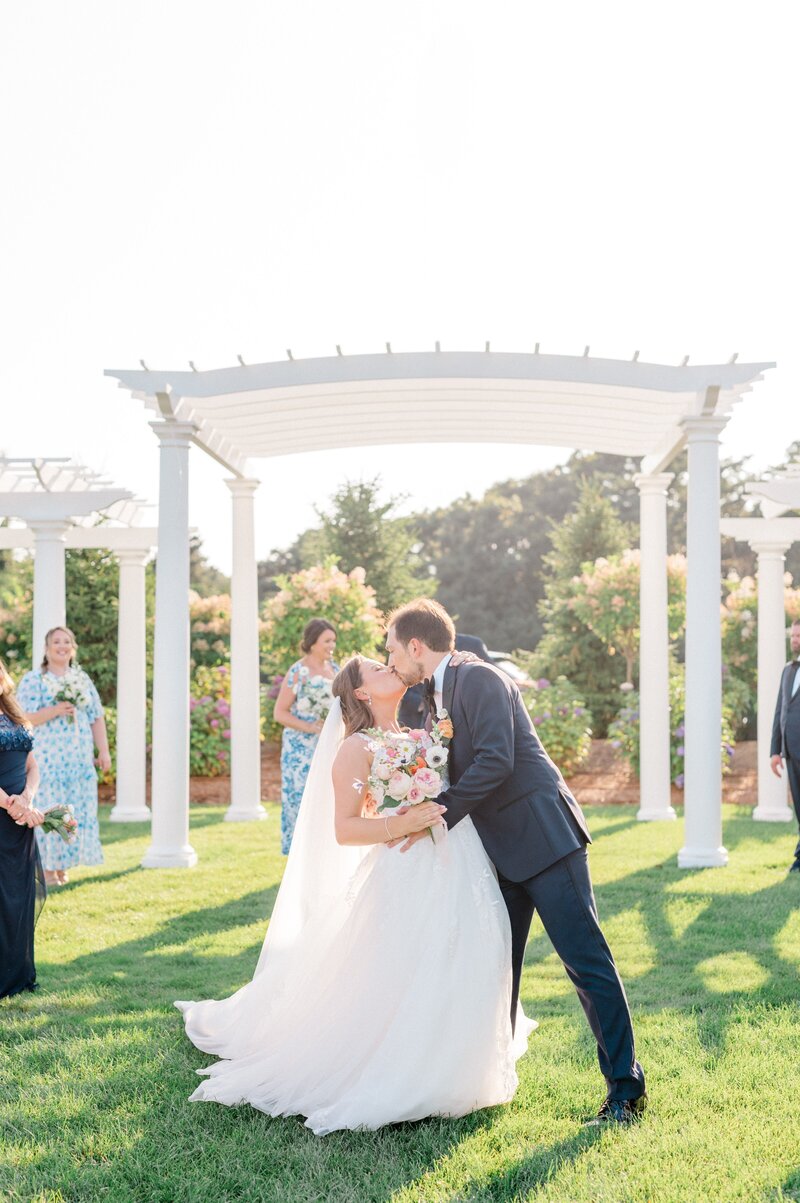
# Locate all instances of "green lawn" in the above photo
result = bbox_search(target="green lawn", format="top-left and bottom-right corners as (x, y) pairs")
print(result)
(2, 804), (800, 1203)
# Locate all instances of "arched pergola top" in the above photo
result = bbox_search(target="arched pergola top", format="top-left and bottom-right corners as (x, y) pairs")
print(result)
(105, 350), (774, 476)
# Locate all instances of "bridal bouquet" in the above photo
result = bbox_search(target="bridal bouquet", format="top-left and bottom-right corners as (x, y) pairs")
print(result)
(359, 713), (454, 840)
(52, 668), (89, 725)
(294, 676), (335, 722)
(41, 804), (79, 843)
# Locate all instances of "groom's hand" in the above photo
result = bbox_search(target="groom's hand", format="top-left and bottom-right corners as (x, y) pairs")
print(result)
(385, 806), (429, 851)
(397, 830), (429, 853)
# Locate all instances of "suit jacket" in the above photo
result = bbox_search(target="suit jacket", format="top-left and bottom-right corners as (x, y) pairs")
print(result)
(771, 660), (800, 759)
(438, 657), (591, 882)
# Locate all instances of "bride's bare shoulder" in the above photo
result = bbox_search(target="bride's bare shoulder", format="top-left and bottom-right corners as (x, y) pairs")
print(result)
(335, 732), (372, 761)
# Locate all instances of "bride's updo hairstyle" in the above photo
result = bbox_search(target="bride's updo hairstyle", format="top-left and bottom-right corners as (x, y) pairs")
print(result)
(332, 656), (373, 738)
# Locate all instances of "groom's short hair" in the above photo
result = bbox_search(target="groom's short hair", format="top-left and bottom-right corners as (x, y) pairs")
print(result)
(387, 598), (455, 652)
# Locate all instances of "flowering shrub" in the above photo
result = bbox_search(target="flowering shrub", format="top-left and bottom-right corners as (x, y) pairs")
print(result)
(190, 664), (234, 776)
(608, 664), (739, 787)
(261, 559), (384, 680)
(519, 676), (592, 776)
(262, 673), (285, 744)
(721, 574), (800, 735)
(96, 704), (117, 784)
(569, 550), (687, 686)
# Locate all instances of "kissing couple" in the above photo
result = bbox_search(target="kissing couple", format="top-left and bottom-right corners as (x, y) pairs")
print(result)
(176, 598), (646, 1134)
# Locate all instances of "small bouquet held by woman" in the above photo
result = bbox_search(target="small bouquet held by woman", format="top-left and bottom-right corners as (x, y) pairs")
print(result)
(360, 713), (454, 841)
(41, 804), (79, 844)
(294, 675), (335, 723)
(52, 668), (90, 726)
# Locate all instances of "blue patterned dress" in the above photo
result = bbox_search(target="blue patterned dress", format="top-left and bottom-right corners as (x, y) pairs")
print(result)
(279, 661), (337, 854)
(16, 668), (105, 872)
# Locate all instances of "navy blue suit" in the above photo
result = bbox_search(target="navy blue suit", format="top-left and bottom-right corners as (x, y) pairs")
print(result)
(771, 659), (800, 866)
(438, 657), (645, 1102)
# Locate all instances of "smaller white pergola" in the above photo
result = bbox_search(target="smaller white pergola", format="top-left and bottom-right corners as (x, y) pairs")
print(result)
(105, 347), (776, 871)
(720, 466), (800, 822)
(0, 458), (156, 823)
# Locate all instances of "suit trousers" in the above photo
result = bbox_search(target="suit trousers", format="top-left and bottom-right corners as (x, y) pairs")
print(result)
(786, 754), (800, 864)
(499, 847), (645, 1102)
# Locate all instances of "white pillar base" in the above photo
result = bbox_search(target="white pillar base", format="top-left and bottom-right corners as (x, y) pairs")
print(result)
(638, 806), (677, 822)
(141, 843), (198, 869)
(677, 844), (728, 868)
(224, 803), (268, 822)
(753, 804), (793, 822)
(109, 803), (151, 823)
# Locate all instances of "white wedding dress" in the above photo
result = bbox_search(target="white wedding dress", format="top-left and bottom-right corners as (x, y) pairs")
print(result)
(176, 700), (535, 1135)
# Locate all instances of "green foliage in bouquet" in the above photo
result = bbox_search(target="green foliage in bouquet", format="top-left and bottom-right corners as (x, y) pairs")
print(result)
(515, 670), (593, 776)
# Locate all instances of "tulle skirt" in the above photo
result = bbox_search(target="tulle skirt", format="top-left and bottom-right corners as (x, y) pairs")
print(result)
(177, 818), (534, 1134)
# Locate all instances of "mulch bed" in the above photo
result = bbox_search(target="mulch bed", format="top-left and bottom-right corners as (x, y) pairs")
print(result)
(99, 740), (759, 809)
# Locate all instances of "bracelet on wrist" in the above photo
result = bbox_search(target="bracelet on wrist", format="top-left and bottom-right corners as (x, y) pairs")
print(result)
(384, 816), (394, 842)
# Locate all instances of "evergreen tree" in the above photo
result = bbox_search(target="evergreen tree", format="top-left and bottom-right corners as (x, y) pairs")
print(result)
(314, 478), (430, 614)
(189, 535), (230, 597)
(534, 483), (632, 735)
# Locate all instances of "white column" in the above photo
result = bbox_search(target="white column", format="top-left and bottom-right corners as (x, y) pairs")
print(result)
(142, 421), (197, 868)
(679, 415), (728, 868)
(109, 549), (150, 822)
(634, 472), (676, 821)
(752, 539), (793, 821)
(225, 478), (266, 822)
(29, 519), (69, 667)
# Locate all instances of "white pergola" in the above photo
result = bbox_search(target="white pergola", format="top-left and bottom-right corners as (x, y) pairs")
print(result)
(720, 467), (800, 822)
(105, 349), (775, 870)
(0, 458), (156, 824)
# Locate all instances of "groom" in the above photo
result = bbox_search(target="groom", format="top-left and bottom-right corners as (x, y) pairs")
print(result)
(386, 598), (647, 1125)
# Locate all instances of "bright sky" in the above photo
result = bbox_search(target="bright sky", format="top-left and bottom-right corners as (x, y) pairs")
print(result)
(1, 1), (796, 574)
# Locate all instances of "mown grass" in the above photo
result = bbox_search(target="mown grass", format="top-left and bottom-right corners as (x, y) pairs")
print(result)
(2, 804), (800, 1203)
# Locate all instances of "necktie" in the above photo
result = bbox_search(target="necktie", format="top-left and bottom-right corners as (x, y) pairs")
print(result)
(423, 676), (437, 717)
(792, 662), (800, 699)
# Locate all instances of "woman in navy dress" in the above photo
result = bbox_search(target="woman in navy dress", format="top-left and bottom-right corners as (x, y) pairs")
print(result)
(0, 658), (46, 1000)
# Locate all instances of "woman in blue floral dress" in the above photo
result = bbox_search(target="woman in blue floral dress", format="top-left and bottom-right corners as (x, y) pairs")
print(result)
(17, 627), (111, 886)
(273, 619), (338, 853)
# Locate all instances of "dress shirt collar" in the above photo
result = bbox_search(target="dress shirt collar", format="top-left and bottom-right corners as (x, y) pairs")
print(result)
(432, 653), (452, 700)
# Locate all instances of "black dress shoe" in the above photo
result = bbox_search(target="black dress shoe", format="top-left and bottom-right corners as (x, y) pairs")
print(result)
(789, 862), (800, 874)
(586, 1093), (648, 1126)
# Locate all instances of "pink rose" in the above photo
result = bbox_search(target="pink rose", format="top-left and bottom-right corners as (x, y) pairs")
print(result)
(386, 772), (411, 801)
(413, 767), (441, 798)
(210, 719), (219, 729)
(406, 784), (425, 804)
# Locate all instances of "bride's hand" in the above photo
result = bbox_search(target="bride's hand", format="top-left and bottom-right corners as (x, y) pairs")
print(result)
(398, 802), (446, 836)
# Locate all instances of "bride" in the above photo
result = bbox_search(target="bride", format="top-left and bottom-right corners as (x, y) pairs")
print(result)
(176, 656), (534, 1135)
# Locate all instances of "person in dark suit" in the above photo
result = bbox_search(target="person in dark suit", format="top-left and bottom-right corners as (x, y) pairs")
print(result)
(770, 619), (800, 873)
(386, 598), (647, 1125)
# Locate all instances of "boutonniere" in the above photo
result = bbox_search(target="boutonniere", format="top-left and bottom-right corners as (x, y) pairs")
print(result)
(433, 709), (454, 744)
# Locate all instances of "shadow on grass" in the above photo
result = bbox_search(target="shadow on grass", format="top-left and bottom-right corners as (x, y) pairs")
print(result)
(519, 810), (800, 1058)
(456, 1124), (604, 1202)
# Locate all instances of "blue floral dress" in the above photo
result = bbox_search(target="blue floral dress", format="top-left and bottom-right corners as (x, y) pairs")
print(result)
(279, 661), (337, 854)
(16, 668), (105, 871)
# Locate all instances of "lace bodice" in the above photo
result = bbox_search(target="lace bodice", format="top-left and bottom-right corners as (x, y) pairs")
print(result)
(0, 713), (34, 753)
